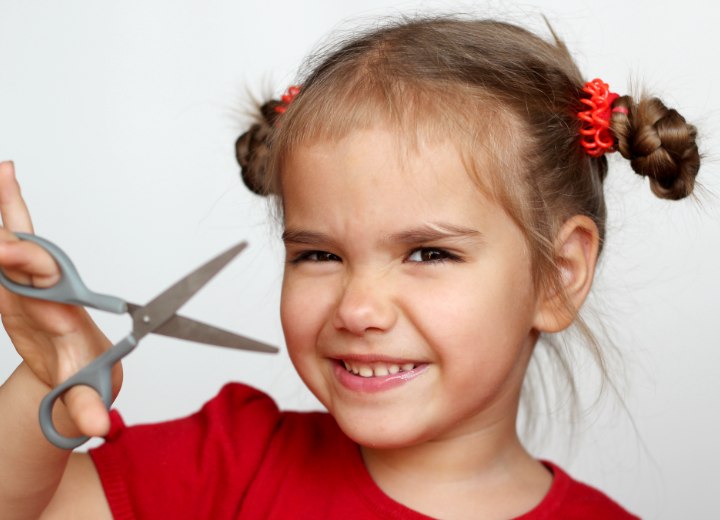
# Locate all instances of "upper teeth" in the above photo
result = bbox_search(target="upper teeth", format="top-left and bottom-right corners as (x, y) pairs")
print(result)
(343, 361), (416, 377)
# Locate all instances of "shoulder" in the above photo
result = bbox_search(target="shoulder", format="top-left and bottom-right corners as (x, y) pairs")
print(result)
(88, 383), (340, 519)
(198, 381), (281, 431)
(92, 382), (308, 462)
(519, 461), (640, 520)
(204, 382), (341, 444)
(95, 382), (283, 453)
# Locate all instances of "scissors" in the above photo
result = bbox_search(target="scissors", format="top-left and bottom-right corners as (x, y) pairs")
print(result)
(0, 233), (278, 449)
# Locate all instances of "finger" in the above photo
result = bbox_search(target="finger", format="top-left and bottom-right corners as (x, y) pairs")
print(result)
(63, 385), (111, 438)
(0, 239), (60, 287)
(0, 161), (35, 233)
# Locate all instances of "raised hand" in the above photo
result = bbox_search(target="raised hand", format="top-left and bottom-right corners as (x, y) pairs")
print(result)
(0, 161), (119, 438)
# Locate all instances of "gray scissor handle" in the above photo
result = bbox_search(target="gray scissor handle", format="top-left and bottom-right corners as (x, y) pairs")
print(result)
(0, 232), (127, 314)
(39, 334), (138, 450)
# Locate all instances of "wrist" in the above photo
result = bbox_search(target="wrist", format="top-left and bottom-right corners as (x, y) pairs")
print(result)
(13, 362), (85, 441)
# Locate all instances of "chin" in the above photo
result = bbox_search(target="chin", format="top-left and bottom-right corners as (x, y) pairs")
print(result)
(332, 408), (433, 450)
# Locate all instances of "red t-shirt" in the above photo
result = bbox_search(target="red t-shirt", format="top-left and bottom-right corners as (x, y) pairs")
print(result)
(89, 383), (639, 519)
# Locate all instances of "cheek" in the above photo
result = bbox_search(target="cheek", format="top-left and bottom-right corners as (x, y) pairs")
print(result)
(280, 273), (335, 356)
(280, 278), (308, 352)
(280, 277), (318, 393)
(403, 264), (536, 364)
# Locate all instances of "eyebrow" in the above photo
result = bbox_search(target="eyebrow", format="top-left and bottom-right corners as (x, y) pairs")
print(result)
(387, 223), (483, 245)
(282, 229), (337, 246)
(282, 223), (482, 247)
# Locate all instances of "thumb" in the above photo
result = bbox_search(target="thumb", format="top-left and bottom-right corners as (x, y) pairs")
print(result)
(61, 384), (111, 439)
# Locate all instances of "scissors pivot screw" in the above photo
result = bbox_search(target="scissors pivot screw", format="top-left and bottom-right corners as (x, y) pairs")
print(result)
(142, 315), (151, 323)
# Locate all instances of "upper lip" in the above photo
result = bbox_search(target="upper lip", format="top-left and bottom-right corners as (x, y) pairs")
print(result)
(330, 353), (428, 364)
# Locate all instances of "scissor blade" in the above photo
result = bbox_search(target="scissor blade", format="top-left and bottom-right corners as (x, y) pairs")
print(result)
(131, 242), (247, 340)
(127, 303), (277, 353)
(156, 315), (278, 353)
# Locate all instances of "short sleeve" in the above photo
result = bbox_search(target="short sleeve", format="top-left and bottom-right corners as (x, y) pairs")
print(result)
(89, 383), (280, 520)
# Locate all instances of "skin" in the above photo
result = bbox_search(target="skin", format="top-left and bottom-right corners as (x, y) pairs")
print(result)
(0, 161), (112, 519)
(280, 127), (598, 518)
(0, 127), (598, 517)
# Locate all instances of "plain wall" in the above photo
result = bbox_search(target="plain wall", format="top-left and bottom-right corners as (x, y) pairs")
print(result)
(0, 1), (718, 517)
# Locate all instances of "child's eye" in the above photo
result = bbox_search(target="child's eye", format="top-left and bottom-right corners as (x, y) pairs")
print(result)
(406, 248), (460, 264)
(291, 250), (342, 263)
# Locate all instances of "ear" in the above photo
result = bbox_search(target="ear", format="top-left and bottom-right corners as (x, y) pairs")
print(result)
(533, 215), (600, 333)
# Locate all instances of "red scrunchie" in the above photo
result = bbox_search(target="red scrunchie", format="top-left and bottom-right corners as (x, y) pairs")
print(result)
(578, 79), (621, 157)
(274, 85), (301, 115)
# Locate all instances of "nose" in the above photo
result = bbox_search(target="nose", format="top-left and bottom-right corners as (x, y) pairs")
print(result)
(332, 272), (397, 335)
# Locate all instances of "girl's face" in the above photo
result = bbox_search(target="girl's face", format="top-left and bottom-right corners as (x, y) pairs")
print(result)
(280, 128), (544, 448)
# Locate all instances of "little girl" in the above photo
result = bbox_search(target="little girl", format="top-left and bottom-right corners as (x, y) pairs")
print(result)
(0, 16), (700, 519)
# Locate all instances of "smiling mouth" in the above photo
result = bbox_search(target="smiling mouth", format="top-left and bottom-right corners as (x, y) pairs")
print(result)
(339, 360), (421, 378)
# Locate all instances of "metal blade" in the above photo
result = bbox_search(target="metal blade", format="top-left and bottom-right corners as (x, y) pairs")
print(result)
(130, 241), (247, 340)
(127, 303), (277, 353)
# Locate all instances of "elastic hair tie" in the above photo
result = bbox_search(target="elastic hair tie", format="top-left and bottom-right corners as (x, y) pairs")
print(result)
(578, 78), (621, 157)
(612, 106), (629, 115)
(274, 85), (301, 115)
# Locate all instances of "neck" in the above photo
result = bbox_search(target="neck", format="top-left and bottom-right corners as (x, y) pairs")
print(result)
(360, 418), (551, 519)
(361, 396), (529, 486)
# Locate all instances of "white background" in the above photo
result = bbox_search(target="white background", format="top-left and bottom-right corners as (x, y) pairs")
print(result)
(0, 1), (718, 518)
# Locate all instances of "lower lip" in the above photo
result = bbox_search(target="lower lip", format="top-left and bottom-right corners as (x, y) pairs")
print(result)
(332, 361), (429, 393)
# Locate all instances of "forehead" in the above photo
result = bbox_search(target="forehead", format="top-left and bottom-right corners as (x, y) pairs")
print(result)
(280, 128), (498, 230)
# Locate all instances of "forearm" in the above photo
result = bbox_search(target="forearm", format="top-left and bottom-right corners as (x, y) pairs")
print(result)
(0, 362), (78, 518)
(0, 162), (115, 517)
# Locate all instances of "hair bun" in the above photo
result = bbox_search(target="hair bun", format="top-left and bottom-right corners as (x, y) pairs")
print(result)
(612, 97), (700, 200)
(235, 100), (281, 195)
